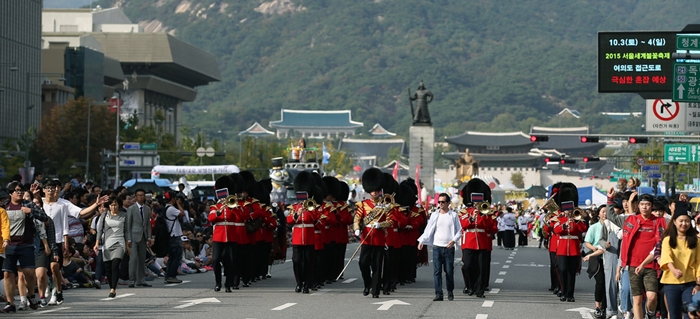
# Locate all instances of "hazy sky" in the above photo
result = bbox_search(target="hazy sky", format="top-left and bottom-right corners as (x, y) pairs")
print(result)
(43, 0), (97, 9)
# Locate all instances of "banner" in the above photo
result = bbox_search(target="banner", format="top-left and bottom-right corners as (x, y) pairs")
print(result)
(151, 165), (240, 175)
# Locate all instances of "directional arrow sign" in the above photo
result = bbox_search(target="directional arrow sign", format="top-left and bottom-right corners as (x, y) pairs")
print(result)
(373, 299), (410, 311)
(174, 297), (220, 309)
(673, 63), (700, 102)
(566, 307), (595, 319)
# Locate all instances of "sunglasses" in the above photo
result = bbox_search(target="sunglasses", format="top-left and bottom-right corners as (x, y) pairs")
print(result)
(438, 201), (448, 204)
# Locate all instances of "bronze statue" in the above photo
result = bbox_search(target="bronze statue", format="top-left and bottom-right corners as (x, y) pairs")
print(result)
(456, 149), (479, 179)
(409, 81), (433, 125)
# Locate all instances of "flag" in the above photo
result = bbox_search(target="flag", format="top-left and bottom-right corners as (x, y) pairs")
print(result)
(415, 165), (421, 207)
(215, 188), (229, 200)
(322, 143), (330, 165)
(391, 161), (399, 181)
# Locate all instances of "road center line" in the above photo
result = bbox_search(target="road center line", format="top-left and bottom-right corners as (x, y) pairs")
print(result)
(342, 278), (357, 283)
(508, 256), (513, 259)
(494, 278), (504, 283)
(505, 260), (512, 263)
(482, 300), (494, 307)
(476, 314), (488, 319)
(271, 303), (297, 311)
(489, 288), (500, 294)
(498, 271), (506, 275)
(502, 265), (510, 268)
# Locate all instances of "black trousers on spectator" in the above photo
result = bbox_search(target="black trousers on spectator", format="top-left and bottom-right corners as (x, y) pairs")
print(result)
(558, 255), (579, 298)
(503, 230), (515, 248)
(105, 258), (122, 290)
(292, 245), (314, 288)
(212, 242), (234, 287)
(549, 252), (561, 290)
(592, 259), (607, 309)
(517, 229), (528, 246)
(359, 245), (384, 296)
(497, 231), (504, 246)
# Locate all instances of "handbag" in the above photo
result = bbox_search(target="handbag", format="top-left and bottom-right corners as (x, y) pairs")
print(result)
(244, 206), (263, 233)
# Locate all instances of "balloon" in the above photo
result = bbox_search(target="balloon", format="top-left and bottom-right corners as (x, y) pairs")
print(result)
(585, 199), (592, 206)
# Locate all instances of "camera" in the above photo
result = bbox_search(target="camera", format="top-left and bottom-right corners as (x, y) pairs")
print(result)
(684, 291), (700, 314)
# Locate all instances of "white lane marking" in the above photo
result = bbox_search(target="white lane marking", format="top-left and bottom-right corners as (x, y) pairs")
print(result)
(165, 280), (191, 287)
(482, 300), (494, 307)
(374, 299), (410, 310)
(502, 265), (510, 269)
(489, 288), (500, 294)
(476, 315), (488, 319)
(505, 260), (512, 263)
(311, 289), (330, 295)
(271, 303), (297, 311)
(514, 248), (518, 251)
(508, 256), (513, 259)
(100, 293), (134, 301)
(498, 271), (506, 275)
(36, 307), (71, 314)
(494, 278), (504, 283)
(342, 278), (357, 283)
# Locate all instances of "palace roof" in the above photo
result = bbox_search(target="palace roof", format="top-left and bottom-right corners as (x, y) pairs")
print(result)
(368, 123), (396, 137)
(269, 109), (363, 129)
(444, 131), (534, 148)
(238, 122), (274, 137)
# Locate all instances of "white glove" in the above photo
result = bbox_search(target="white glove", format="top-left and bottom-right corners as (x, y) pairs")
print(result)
(354, 229), (361, 237)
(405, 225), (413, 230)
(372, 222), (381, 229)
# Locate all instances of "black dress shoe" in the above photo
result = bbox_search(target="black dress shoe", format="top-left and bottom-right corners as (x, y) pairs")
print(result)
(548, 287), (555, 291)
(372, 294), (379, 298)
(557, 292), (563, 298)
(232, 286), (239, 290)
(382, 291), (390, 295)
(560, 296), (567, 302)
(214, 286), (221, 292)
(567, 297), (575, 302)
(242, 283), (250, 287)
(295, 285), (302, 293)
(484, 287), (490, 291)
(363, 288), (370, 296)
(553, 288), (559, 295)
(225, 287), (232, 293)
(325, 280), (332, 284)
(138, 283), (152, 287)
(433, 294), (443, 301)
(448, 292), (454, 301)
(128, 284), (135, 288)
(476, 293), (485, 298)
(302, 288), (310, 294)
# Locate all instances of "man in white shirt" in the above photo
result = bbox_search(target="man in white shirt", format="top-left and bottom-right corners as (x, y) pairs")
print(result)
(418, 193), (462, 302)
(517, 211), (533, 247)
(41, 179), (107, 305)
(163, 191), (185, 284)
(502, 207), (517, 250)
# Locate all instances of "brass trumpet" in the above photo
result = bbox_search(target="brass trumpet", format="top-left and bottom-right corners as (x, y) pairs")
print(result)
(478, 201), (492, 215)
(223, 195), (239, 208)
(571, 207), (587, 221)
(544, 212), (558, 223)
(381, 194), (395, 207)
(304, 198), (318, 211)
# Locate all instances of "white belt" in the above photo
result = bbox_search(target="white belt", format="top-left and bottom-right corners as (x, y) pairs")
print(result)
(559, 235), (579, 240)
(314, 230), (321, 234)
(393, 228), (398, 232)
(466, 229), (485, 233)
(293, 224), (314, 228)
(325, 226), (330, 229)
(215, 222), (236, 226)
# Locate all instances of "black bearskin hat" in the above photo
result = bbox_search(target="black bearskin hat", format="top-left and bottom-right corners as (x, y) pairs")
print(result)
(382, 173), (398, 196)
(361, 168), (384, 193)
(239, 170), (257, 194)
(555, 182), (579, 210)
(311, 172), (327, 201)
(255, 180), (271, 206)
(293, 171), (316, 198)
(338, 181), (350, 202)
(215, 175), (235, 194)
(397, 182), (416, 207)
(229, 173), (244, 194)
(322, 176), (340, 200)
(461, 178), (491, 207)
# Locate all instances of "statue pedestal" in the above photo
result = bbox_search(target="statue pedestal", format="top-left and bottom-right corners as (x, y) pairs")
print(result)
(409, 125), (434, 197)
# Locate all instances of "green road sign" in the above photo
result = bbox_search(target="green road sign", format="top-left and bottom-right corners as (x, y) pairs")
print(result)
(141, 143), (157, 150)
(664, 143), (700, 162)
(677, 34), (700, 50)
(673, 63), (700, 102)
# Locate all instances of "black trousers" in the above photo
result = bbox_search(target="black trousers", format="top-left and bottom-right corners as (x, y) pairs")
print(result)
(497, 231), (504, 246)
(482, 250), (491, 289)
(592, 260), (606, 309)
(234, 243), (252, 284)
(334, 243), (347, 280)
(105, 258), (122, 290)
(383, 246), (399, 291)
(503, 230), (515, 248)
(517, 229), (528, 246)
(359, 245), (384, 295)
(399, 245), (417, 283)
(549, 251), (561, 290)
(461, 249), (487, 294)
(558, 255), (579, 298)
(212, 242), (235, 287)
(292, 245), (314, 288)
(324, 242), (336, 282)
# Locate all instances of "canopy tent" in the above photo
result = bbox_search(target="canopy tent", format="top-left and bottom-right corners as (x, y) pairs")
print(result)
(577, 186), (607, 206)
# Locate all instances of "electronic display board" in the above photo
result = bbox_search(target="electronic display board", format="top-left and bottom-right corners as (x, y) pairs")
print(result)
(598, 31), (676, 93)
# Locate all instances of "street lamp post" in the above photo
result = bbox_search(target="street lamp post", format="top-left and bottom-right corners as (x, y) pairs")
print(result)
(85, 101), (92, 182)
(25, 72), (64, 183)
(113, 91), (121, 188)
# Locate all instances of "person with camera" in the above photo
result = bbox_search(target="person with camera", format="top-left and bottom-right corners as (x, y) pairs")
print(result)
(658, 201), (700, 319)
(126, 189), (152, 288)
(162, 191), (186, 284)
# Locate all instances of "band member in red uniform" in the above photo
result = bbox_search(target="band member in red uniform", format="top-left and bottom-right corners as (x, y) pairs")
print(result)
(381, 173), (405, 294)
(353, 168), (391, 298)
(321, 176), (341, 285)
(553, 183), (588, 302)
(397, 180), (424, 286)
(209, 176), (239, 292)
(286, 171), (320, 294)
(252, 180), (277, 281)
(459, 178), (498, 298)
(543, 183), (563, 297)
(237, 171), (268, 287)
(333, 181), (353, 281)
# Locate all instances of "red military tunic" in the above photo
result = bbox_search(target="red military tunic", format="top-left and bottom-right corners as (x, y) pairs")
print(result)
(353, 199), (389, 247)
(240, 198), (267, 243)
(386, 206), (407, 249)
(320, 201), (338, 245)
(459, 207), (498, 250)
(286, 202), (319, 246)
(553, 216), (588, 256)
(400, 205), (425, 246)
(545, 214), (563, 254)
(261, 206), (277, 243)
(334, 201), (352, 244)
(208, 202), (238, 242)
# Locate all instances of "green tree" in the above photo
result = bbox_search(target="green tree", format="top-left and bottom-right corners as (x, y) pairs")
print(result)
(511, 171), (525, 189)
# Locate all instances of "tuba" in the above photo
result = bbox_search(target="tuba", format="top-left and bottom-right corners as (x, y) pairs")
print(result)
(542, 194), (559, 213)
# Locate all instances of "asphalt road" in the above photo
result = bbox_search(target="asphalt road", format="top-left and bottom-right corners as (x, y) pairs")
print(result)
(9, 239), (598, 319)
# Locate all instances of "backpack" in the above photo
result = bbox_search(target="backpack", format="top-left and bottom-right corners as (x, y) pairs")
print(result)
(152, 205), (176, 258)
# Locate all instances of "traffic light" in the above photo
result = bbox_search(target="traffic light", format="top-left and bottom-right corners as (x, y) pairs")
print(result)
(544, 157), (560, 163)
(628, 137), (649, 144)
(583, 157), (600, 162)
(580, 136), (599, 143)
(560, 159), (576, 164)
(530, 135), (549, 142)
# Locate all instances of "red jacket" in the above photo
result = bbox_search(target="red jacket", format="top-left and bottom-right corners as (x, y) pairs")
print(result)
(400, 206), (425, 246)
(459, 207), (498, 251)
(286, 201), (320, 246)
(553, 216), (588, 256)
(386, 208), (407, 248)
(208, 203), (237, 243)
(353, 199), (390, 247)
(334, 201), (352, 244)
